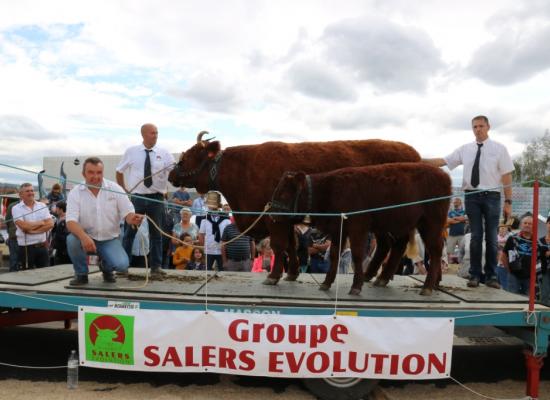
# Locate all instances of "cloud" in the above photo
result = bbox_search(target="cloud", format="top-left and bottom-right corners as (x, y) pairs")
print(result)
(0, 115), (58, 139)
(322, 17), (444, 92)
(467, 26), (550, 85)
(329, 106), (406, 130)
(287, 60), (357, 101)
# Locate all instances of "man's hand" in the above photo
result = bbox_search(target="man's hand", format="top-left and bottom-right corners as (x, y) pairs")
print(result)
(81, 234), (97, 253)
(503, 202), (512, 216)
(126, 213), (145, 226)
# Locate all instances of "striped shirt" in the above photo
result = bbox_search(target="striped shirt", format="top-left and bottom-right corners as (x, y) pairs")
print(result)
(221, 223), (252, 260)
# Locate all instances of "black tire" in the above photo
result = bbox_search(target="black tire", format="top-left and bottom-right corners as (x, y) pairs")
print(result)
(302, 377), (379, 400)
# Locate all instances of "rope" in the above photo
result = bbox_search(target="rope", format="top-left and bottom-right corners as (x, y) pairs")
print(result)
(0, 361), (67, 370)
(126, 162), (176, 194)
(333, 213), (346, 317)
(448, 376), (531, 400)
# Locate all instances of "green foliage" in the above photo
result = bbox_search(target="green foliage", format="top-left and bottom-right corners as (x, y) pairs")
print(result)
(514, 129), (550, 186)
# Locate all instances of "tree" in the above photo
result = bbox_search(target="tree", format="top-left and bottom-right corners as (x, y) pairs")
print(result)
(513, 129), (550, 186)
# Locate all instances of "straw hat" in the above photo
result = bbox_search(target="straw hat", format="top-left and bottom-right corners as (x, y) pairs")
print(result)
(205, 191), (222, 210)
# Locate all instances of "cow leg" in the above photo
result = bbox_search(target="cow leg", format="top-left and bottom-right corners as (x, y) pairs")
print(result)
(364, 233), (391, 282)
(349, 231), (368, 295)
(418, 229), (444, 296)
(374, 235), (409, 287)
(263, 224), (289, 285)
(283, 226), (300, 281)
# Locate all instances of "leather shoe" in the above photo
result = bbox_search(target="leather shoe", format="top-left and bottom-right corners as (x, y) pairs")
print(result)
(485, 279), (501, 289)
(151, 267), (166, 277)
(103, 272), (116, 283)
(69, 275), (88, 286)
(467, 277), (480, 288)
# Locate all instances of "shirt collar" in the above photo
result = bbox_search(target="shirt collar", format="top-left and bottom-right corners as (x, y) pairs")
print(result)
(475, 137), (490, 146)
(141, 143), (157, 152)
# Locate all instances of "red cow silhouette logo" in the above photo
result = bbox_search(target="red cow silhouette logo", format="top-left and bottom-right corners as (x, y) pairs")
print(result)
(89, 315), (126, 351)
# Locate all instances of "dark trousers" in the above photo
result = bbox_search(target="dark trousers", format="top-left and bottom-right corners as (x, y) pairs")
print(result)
(465, 191), (500, 281)
(8, 238), (20, 271)
(206, 254), (223, 271)
(18, 245), (49, 269)
(123, 193), (164, 269)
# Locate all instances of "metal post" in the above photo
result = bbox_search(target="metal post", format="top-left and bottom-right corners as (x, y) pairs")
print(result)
(529, 180), (539, 312)
(524, 349), (544, 399)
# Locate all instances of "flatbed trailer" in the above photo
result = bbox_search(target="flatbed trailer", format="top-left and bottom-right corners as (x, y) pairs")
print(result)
(0, 265), (549, 399)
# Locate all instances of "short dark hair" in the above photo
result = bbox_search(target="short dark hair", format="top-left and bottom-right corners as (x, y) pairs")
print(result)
(82, 157), (103, 173)
(56, 201), (66, 212)
(472, 115), (489, 124)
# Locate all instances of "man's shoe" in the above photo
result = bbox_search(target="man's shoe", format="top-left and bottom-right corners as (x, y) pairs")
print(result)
(485, 279), (501, 289)
(69, 275), (88, 286)
(150, 267), (166, 277)
(116, 271), (129, 278)
(103, 272), (116, 283)
(467, 277), (480, 288)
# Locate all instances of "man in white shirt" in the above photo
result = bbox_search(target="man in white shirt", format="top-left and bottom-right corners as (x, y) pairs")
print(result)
(12, 183), (54, 269)
(67, 157), (144, 285)
(424, 115), (514, 289)
(198, 191), (230, 271)
(116, 123), (175, 276)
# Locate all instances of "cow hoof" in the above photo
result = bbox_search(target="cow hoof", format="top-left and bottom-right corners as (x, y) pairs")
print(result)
(373, 278), (388, 287)
(319, 283), (331, 291)
(419, 288), (433, 296)
(348, 288), (361, 296)
(262, 277), (279, 286)
(283, 274), (298, 282)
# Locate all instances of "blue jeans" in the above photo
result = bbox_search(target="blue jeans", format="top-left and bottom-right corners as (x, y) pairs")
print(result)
(506, 272), (530, 296)
(465, 191), (500, 281)
(7, 237), (20, 271)
(311, 257), (330, 273)
(67, 234), (129, 276)
(123, 194), (164, 269)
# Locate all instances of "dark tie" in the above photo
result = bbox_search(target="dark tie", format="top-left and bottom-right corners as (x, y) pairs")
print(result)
(144, 149), (153, 188)
(470, 143), (483, 188)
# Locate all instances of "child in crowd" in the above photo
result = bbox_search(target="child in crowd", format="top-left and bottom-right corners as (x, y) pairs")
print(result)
(252, 237), (274, 273)
(172, 233), (194, 270)
(187, 247), (206, 271)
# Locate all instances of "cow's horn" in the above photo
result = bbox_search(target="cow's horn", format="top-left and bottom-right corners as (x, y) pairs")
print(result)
(196, 131), (209, 143)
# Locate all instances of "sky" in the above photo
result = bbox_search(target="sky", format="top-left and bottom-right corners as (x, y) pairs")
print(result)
(1, 0), (550, 185)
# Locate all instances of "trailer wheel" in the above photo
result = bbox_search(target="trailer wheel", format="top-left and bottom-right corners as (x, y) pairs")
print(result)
(302, 377), (378, 400)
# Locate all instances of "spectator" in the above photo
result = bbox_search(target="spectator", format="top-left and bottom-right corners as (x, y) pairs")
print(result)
(221, 221), (255, 272)
(52, 200), (70, 264)
(198, 191), (230, 271)
(46, 183), (65, 211)
(5, 199), (20, 271)
(496, 224), (512, 289)
(447, 197), (467, 261)
(131, 218), (149, 268)
(12, 183), (54, 269)
(252, 237), (275, 273)
(172, 233), (193, 270)
(192, 192), (207, 227)
(308, 228), (331, 273)
(187, 247), (206, 271)
(161, 200), (175, 269)
(503, 215), (536, 296)
(501, 204), (520, 232)
(424, 115), (514, 289)
(295, 215), (312, 273)
(458, 232), (486, 279)
(170, 186), (193, 224)
(172, 207), (199, 242)
(538, 216), (550, 305)
(116, 123), (175, 277)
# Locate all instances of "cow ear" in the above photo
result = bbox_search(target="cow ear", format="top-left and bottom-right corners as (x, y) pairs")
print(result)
(206, 141), (221, 158)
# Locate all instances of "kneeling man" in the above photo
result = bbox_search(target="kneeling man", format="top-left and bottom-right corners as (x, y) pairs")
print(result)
(66, 157), (144, 285)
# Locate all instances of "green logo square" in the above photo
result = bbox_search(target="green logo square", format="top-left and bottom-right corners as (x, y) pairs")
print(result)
(85, 313), (135, 365)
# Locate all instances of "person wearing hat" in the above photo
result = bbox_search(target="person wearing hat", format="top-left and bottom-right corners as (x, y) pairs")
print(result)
(538, 216), (550, 305)
(198, 191), (230, 270)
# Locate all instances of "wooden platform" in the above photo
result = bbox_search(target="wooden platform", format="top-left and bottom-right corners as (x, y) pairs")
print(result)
(0, 265), (545, 312)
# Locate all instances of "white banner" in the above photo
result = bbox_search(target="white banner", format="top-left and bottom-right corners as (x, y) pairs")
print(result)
(78, 307), (454, 379)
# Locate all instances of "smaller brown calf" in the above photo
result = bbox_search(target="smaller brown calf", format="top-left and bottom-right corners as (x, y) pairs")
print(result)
(271, 162), (451, 295)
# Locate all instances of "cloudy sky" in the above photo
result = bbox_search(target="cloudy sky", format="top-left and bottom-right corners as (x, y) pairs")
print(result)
(1, 0), (549, 185)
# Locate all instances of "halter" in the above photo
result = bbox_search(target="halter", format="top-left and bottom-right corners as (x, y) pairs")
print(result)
(270, 173), (313, 216)
(176, 150), (223, 190)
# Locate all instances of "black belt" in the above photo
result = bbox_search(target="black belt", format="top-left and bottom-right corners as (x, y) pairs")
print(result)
(136, 193), (164, 198)
(464, 190), (500, 195)
(21, 242), (47, 248)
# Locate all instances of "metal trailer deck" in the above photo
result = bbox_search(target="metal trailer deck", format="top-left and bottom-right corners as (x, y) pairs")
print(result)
(0, 265), (549, 399)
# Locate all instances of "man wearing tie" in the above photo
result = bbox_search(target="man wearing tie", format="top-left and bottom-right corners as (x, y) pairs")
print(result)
(116, 123), (175, 276)
(424, 115), (514, 289)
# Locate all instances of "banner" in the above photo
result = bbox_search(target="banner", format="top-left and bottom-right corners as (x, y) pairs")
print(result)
(79, 307), (454, 379)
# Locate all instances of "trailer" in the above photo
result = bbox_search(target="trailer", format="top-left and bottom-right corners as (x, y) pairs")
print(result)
(0, 266), (548, 399)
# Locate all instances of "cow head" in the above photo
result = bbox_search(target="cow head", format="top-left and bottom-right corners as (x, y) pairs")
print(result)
(168, 131), (221, 191)
(270, 171), (307, 222)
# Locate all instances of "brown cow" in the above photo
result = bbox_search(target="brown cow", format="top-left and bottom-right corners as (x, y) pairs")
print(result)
(270, 162), (451, 295)
(168, 133), (420, 285)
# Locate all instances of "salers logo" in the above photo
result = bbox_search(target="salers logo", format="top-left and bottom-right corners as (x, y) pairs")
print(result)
(85, 313), (134, 365)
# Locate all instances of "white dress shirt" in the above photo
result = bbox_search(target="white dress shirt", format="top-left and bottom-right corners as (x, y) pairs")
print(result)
(116, 143), (175, 194)
(444, 138), (514, 191)
(66, 179), (135, 241)
(199, 216), (230, 255)
(12, 201), (52, 245)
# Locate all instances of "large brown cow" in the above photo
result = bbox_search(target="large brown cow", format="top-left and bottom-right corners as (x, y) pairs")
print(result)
(270, 163), (451, 295)
(168, 133), (420, 285)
